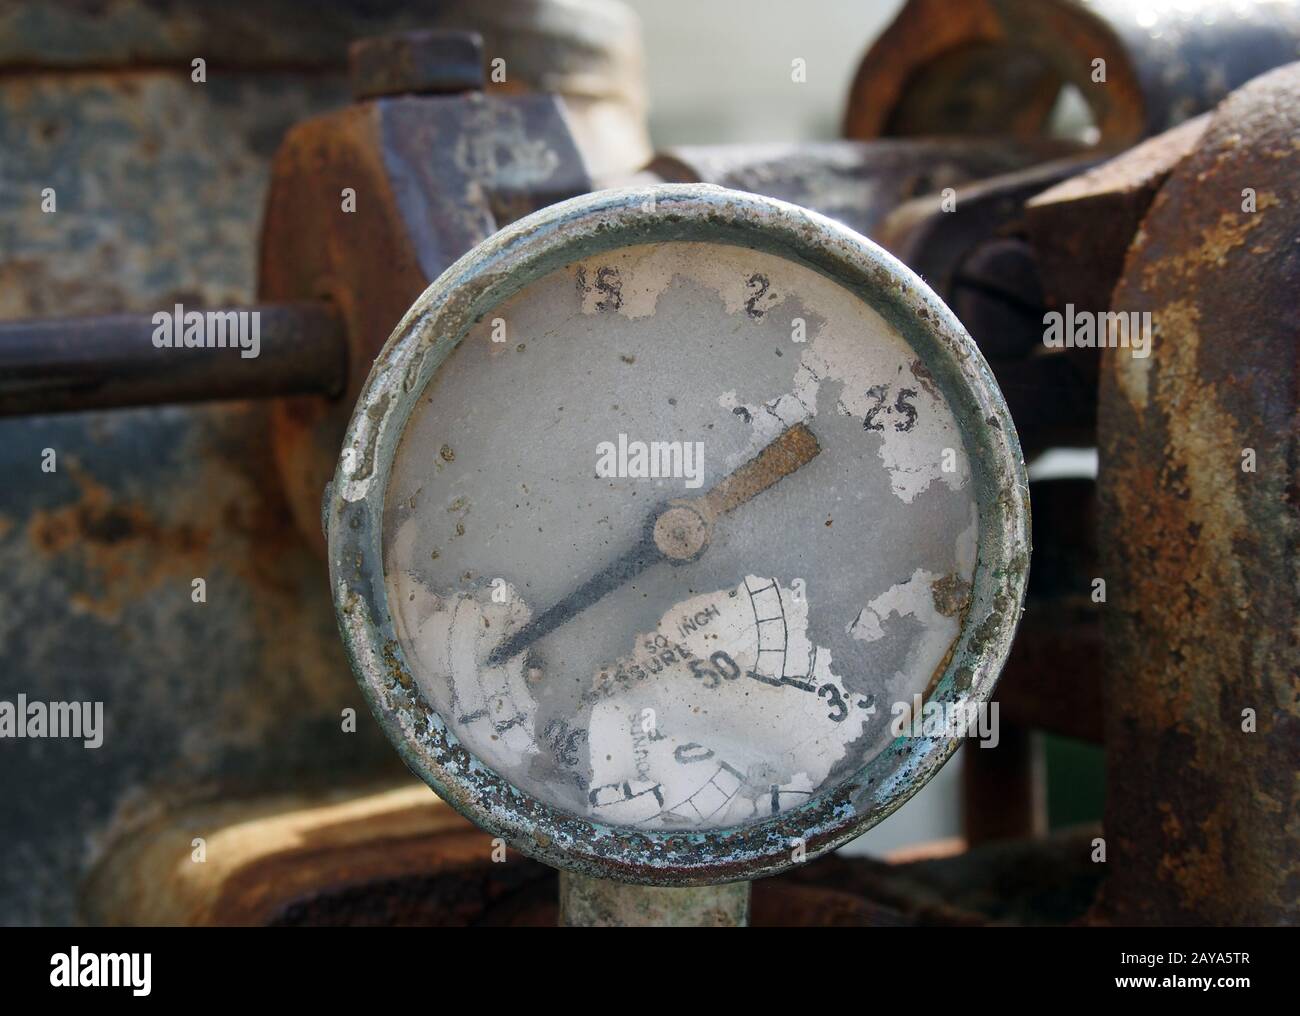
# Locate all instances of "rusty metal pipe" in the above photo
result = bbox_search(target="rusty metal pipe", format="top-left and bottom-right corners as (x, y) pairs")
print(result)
(845, 0), (1300, 146)
(0, 301), (345, 416)
(1095, 64), (1300, 925)
(558, 873), (751, 927)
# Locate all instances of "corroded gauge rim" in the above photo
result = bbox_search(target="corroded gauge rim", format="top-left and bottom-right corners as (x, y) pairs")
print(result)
(327, 184), (1030, 885)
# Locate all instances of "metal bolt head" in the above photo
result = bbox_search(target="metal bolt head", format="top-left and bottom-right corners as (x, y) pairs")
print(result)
(349, 29), (485, 101)
(950, 236), (1045, 361)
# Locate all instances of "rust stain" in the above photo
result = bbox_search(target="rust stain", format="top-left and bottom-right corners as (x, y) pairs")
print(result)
(909, 357), (942, 401)
(26, 460), (211, 621)
(1137, 195), (1276, 288)
(1155, 801), (1229, 911)
(930, 572), (972, 618)
(1107, 298), (1249, 733)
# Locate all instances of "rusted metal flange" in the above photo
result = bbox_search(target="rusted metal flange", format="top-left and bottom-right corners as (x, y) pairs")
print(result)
(844, 0), (1300, 146)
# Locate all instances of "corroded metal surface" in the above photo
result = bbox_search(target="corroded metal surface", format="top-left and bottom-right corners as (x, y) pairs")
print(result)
(326, 185), (1030, 885)
(1026, 114), (1210, 316)
(349, 29), (486, 100)
(1095, 64), (1300, 924)
(648, 137), (1086, 240)
(0, 401), (402, 926)
(559, 873), (750, 927)
(0, 70), (345, 318)
(844, 0), (1300, 145)
(0, 64), (386, 927)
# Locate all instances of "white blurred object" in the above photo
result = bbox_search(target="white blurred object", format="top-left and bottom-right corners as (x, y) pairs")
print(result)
(625, 0), (905, 145)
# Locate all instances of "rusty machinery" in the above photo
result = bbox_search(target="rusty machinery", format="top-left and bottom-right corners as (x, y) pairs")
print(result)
(0, 0), (1296, 926)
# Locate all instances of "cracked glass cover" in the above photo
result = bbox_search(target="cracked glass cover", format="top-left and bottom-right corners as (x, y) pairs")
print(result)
(383, 241), (977, 831)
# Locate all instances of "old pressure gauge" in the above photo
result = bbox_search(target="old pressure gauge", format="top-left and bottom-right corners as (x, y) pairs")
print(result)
(328, 185), (1028, 890)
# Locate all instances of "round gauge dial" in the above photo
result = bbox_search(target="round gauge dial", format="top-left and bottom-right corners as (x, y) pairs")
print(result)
(330, 186), (1028, 883)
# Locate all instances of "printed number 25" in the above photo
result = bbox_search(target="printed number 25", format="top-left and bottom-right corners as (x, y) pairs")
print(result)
(863, 384), (918, 433)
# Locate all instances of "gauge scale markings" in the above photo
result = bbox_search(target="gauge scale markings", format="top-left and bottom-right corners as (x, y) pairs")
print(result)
(383, 238), (979, 833)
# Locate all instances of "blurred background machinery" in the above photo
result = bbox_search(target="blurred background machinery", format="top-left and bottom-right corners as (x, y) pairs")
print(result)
(0, 0), (1296, 925)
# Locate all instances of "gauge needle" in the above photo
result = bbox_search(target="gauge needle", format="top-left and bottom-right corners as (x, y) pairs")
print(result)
(486, 422), (820, 666)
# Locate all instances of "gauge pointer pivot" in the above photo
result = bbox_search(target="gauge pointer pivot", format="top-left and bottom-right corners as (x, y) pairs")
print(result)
(486, 422), (820, 666)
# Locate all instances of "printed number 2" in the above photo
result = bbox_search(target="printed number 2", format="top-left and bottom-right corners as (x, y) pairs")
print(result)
(863, 384), (919, 433)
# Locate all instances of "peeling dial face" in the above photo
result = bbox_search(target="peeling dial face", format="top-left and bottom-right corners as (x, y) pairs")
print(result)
(383, 241), (977, 832)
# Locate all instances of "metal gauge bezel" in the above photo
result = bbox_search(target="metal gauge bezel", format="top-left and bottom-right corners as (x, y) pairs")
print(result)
(327, 184), (1030, 885)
